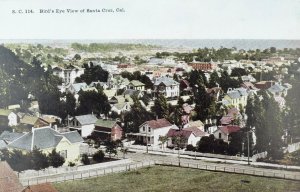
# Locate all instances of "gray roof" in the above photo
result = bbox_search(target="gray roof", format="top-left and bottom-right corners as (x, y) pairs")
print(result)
(72, 83), (88, 93)
(74, 114), (98, 125)
(0, 131), (25, 143)
(0, 140), (7, 149)
(227, 88), (248, 99)
(8, 127), (83, 151)
(154, 76), (179, 86)
(123, 89), (140, 96)
(268, 84), (285, 93)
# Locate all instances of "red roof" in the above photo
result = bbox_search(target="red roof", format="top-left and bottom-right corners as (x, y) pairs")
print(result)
(219, 125), (241, 134)
(0, 161), (24, 192)
(144, 118), (172, 129)
(183, 126), (207, 137)
(167, 129), (192, 139)
(23, 183), (58, 192)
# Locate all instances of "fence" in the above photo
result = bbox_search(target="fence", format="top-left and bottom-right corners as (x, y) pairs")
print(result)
(154, 160), (300, 181)
(18, 161), (155, 186)
(128, 145), (254, 162)
(284, 142), (300, 153)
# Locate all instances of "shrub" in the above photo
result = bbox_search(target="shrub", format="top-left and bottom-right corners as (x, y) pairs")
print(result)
(48, 149), (65, 168)
(186, 144), (196, 151)
(93, 150), (105, 163)
(81, 154), (90, 165)
(68, 162), (76, 167)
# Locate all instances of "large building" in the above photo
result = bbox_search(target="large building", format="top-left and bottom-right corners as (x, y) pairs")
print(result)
(153, 76), (180, 98)
(188, 61), (217, 71)
(52, 65), (84, 85)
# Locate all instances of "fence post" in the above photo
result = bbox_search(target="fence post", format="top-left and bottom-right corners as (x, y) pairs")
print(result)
(234, 168), (235, 172)
(197, 164), (198, 169)
(215, 166), (216, 171)
(111, 167), (113, 173)
(104, 169), (106, 175)
(81, 173), (82, 179)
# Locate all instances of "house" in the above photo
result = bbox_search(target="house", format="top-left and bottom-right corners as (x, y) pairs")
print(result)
(184, 120), (205, 131)
(20, 115), (50, 128)
(128, 118), (174, 147)
(213, 125), (241, 142)
(0, 161), (24, 192)
(8, 127), (84, 163)
(179, 79), (192, 94)
(127, 80), (145, 91)
(167, 127), (208, 147)
(107, 75), (130, 90)
(153, 76), (180, 98)
(267, 83), (288, 97)
(94, 119), (123, 141)
(255, 81), (275, 90)
(68, 83), (88, 95)
(241, 82), (259, 94)
(0, 131), (25, 144)
(69, 114), (98, 137)
(222, 88), (248, 109)
(103, 89), (117, 100)
(0, 109), (18, 127)
(122, 89), (144, 98)
(109, 95), (134, 114)
(220, 108), (242, 125)
(89, 81), (109, 90)
(23, 183), (58, 192)
(52, 65), (84, 85)
(206, 87), (223, 101)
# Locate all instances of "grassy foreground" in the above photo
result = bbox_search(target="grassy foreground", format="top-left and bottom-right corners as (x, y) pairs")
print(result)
(54, 166), (300, 192)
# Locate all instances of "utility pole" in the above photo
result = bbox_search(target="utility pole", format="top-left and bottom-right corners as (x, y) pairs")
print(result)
(146, 124), (149, 153)
(247, 129), (250, 165)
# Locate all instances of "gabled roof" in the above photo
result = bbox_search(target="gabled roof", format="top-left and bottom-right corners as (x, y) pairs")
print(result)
(268, 84), (285, 93)
(0, 109), (13, 116)
(8, 127), (83, 151)
(154, 77), (179, 86)
(183, 126), (207, 137)
(218, 125), (240, 135)
(0, 131), (25, 143)
(0, 140), (7, 149)
(129, 80), (145, 87)
(142, 118), (172, 129)
(226, 88), (248, 99)
(166, 129), (192, 139)
(20, 115), (39, 125)
(122, 89), (140, 96)
(95, 119), (117, 128)
(0, 161), (24, 192)
(103, 89), (117, 98)
(71, 83), (88, 93)
(74, 114), (97, 125)
(188, 120), (204, 128)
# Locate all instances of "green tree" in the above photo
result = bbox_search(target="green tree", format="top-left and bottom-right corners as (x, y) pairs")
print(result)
(105, 140), (118, 159)
(152, 94), (169, 119)
(48, 149), (65, 168)
(81, 154), (90, 165)
(30, 147), (50, 170)
(93, 150), (105, 163)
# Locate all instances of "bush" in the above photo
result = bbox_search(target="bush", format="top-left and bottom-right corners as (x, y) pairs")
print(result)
(186, 144), (196, 151)
(48, 149), (65, 168)
(81, 154), (90, 165)
(93, 150), (105, 163)
(68, 162), (76, 167)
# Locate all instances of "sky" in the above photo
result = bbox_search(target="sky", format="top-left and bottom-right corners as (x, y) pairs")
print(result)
(0, 0), (299, 39)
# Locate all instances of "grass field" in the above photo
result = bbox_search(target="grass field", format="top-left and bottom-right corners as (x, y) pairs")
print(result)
(54, 166), (300, 192)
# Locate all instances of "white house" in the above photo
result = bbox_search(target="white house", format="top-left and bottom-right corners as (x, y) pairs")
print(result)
(213, 125), (241, 143)
(167, 127), (208, 147)
(69, 114), (98, 137)
(153, 76), (180, 98)
(0, 109), (18, 127)
(52, 65), (84, 85)
(222, 88), (248, 109)
(128, 118), (174, 147)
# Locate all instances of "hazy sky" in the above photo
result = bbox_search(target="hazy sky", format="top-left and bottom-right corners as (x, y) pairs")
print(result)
(0, 0), (299, 39)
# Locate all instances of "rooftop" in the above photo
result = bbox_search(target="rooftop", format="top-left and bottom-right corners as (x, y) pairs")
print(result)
(142, 118), (172, 129)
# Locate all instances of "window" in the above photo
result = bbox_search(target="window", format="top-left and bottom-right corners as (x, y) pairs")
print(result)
(219, 133), (222, 139)
(143, 126), (145, 131)
(59, 150), (67, 159)
(148, 127), (151, 132)
(148, 137), (150, 142)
